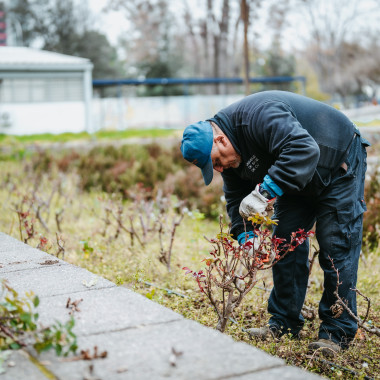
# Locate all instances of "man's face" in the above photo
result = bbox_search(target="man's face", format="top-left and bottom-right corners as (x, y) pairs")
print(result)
(211, 135), (242, 173)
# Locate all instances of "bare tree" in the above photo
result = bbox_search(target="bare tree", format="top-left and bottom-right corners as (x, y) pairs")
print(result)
(196, 0), (235, 93)
(298, 0), (380, 103)
(108, 0), (270, 94)
(107, 0), (173, 64)
(182, 0), (262, 94)
(241, 0), (250, 95)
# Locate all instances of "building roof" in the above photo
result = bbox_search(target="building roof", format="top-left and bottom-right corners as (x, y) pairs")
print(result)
(0, 46), (93, 71)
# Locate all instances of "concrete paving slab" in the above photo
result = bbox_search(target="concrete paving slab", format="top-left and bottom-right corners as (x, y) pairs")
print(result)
(0, 232), (22, 243)
(3, 264), (115, 297)
(0, 240), (40, 253)
(0, 245), (58, 264)
(37, 286), (182, 336)
(0, 232), (34, 251)
(0, 350), (47, 380)
(39, 319), (286, 380)
(0, 232), (68, 273)
(0, 247), (66, 274)
(1, 233), (322, 380)
(0, 260), (66, 275)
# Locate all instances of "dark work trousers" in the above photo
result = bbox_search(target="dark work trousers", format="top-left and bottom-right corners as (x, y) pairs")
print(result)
(268, 131), (369, 348)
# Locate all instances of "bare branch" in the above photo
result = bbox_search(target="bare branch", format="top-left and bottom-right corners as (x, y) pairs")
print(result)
(329, 256), (380, 337)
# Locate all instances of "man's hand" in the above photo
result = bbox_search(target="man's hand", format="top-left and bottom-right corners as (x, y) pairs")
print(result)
(236, 236), (262, 291)
(241, 237), (260, 256)
(240, 236), (276, 267)
(239, 184), (275, 219)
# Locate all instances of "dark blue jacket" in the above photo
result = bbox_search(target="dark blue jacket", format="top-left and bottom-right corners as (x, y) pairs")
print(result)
(209, 91), (356, 239)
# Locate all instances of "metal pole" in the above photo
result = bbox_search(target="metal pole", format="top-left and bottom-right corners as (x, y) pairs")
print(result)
(83, 67), (93, 133)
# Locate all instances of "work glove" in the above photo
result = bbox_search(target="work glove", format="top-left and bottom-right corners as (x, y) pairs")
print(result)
(239, 184), (276, 219)
(236, 234), (275, 292)
(240, 236), (275, 263)
(242, 237), (260, 257)
(236, 233), (259, 290)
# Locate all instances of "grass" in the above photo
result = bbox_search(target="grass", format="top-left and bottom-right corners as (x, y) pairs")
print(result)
(354, 119), (380, 127)
(0, 121), (377, 147)
(0, 128), (180, 145)
(0, 150), (379, 379)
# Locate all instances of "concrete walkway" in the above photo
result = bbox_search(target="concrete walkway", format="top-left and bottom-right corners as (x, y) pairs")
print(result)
(0, 232), (322, 380)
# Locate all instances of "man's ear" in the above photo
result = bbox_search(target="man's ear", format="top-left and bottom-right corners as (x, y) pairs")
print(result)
(214, 135), (226, 146)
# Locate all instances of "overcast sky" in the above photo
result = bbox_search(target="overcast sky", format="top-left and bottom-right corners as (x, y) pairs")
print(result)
(87, 0), (380, 53)
(87, 0), (127, 45)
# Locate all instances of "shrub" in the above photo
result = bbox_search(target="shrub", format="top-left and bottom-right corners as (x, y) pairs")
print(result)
(18, 141), (224, 219)
(0, 280), (77, 356)
(163, 166), (224, 218)
(183, 214), (314, 332)
(363, 168), (380, 249)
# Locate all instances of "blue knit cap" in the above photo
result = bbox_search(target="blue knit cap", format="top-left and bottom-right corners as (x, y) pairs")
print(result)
(180, 121), (214, 185)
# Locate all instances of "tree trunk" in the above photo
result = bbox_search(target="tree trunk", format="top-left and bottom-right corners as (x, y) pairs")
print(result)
(216, 316), (229, 332)
(241, 0), (250, 96)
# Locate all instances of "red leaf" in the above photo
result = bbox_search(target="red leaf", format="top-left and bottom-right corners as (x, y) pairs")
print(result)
(182, 267), (193, 275)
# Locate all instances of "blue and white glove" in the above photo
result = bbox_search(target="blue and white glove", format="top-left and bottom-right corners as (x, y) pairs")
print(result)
(239, 175), (283, 219)
(238, 231), (256, 245)
(237, 231), (275, 264)
(239, 183), (275, 219)
(237, 231), (259, 255)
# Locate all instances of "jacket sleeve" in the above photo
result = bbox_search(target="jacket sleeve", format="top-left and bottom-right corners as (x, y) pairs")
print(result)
(221, 169), (255, 240)
(249, 100), (320, 193)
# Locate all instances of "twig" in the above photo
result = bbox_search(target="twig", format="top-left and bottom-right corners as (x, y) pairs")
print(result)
(101, 207), (112, 237)
(66, 297), (83, 315)
(157, 209), (185, 271)
(114, 205), (123, 240)
(55, 208), (64, 233)
(0, 325), (26, 348)
(61, 346), (107, 362)
(33, 203), (50, 232)
(352, 287), (371, 324)
(309, 246), (319, 276)
(127, 215), (144, 247)
(55, 233), (65, 260)
(16, 209), (23, 242)
(318, 358), (374, 380)
(329, 256), (380, 336)
(109, 206), (144, 247)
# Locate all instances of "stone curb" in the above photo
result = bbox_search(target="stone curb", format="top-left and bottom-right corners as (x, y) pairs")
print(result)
(0, 232), (322, 379)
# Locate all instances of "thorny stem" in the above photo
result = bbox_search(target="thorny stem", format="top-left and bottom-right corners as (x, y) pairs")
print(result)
(166, 213), (185, 269)
(16, 209), (23, 242)
(55, 208), (64, 233)
(56, 232), (65, 260)
(114, 205), (123, 240)
(191, 223), (313, 332)
(34, 204), (49, 232)
(129, 216), (144, 247)
(329, 256), (380, 337)
(103, 199), (146, 248)
(205, 272), (222, 322)
(102, 207), (112, 237)
(318, 358), (375, 380)
(137, 198), (155, 245)
(309, 246), (320, 276)
(139, 214), (147, 243)
(259, 232), (308, 271)
(0, 325), (26, 348)
(31, 180), (61, 231)
(352, 287), (371, 324)
(157, 219), (166, 265)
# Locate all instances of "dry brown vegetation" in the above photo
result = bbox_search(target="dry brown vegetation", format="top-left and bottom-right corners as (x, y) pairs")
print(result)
(0, 138), (379, 379)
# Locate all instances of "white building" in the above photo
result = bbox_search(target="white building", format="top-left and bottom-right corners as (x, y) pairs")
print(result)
(0, 46), (93, 135)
